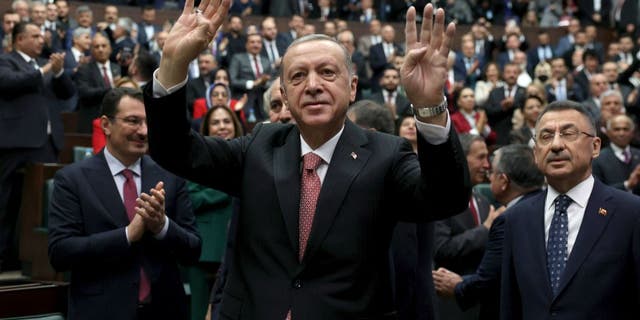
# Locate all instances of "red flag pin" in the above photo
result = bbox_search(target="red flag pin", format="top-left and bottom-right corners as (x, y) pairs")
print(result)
(598, 208), (607, 216)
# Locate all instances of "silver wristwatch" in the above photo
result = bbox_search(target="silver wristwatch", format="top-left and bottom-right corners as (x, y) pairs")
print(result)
(411, 97), (448, 118)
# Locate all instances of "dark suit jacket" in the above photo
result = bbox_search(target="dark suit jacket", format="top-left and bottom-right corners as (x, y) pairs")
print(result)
(0, 51), (75, 150)
(592, 146), (640, 195)
(136, 22), (162, 49)
(369, 42), (403, 93)
(391, 222), (436, 320)
(576, 0), (611, 26)
(74, 61), (121, 133)
(500, 180), (640, 320)
(48, 153), (201, 320)
(367, 90), (411, 117)
(186, 75), (211, 116)
(453, 54), (484, 88)
(434, 192), (490, 275)
(143, 85), (471, 320)
(485, 86), (526, 146)
(454, 191), (541, 320)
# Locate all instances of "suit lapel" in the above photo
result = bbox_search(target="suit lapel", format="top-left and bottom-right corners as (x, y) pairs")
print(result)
(140, 156), (160, 199)
(555, 181), (613, 298)
(83, 152), (129, 227)
(274, 126), (302, 254)
(301, 121), (371, 264)
(525, 191), (553, 295)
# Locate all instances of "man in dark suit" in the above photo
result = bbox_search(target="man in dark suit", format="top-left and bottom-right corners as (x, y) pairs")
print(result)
(485, 63), (526, 146)
(367, 66), (411, 119)
(433, 134), (493, 320)
(144, 2), (470, 319)
(336, 29), (370, 102)
(136, 6), (162, 51)
(433, 143), (544, 320)
(260, 16), (287, 74)
(186, 51), (217, 117)
(75, 32), (121, 133)
(229, 33), (272, 122)
(0, 21), (75, 271)
(576, 0), (610, 26)
(593, 114), (640, 194)
(501, 101), (640, 319)
(369, 24), (403, 93)
(48, 88), (201, 320)
(526, 30), (555, 77)
(454, 40), (484, 89)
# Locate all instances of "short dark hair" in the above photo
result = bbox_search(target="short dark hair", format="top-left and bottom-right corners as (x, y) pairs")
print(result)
(133, 50), (158, 81)
(347, 100), (395, 134)
(100, 87), (143, 118)
(493, 144), (544, 190)
(11, 21), (33, 45)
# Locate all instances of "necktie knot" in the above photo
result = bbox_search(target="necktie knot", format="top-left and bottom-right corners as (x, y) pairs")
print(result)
(122, 168), (134, 181)
(555, 194), (571, 213)
(303, 153), (323, 171)
(29, 59), (38, 69)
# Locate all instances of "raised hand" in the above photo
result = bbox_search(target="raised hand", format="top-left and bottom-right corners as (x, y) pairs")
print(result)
(158, 0), (231, 87)
(401, 4), (455, 108)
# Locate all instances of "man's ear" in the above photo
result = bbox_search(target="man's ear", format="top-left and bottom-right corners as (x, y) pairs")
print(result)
(100, 116), (112, 136)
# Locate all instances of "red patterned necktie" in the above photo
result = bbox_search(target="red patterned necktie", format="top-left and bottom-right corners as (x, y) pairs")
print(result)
(121, 169), (151, 302)
(102, 65), (111, 89)
(298, 153), (322, 261)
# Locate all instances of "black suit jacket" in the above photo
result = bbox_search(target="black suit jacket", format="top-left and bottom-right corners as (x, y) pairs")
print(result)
(592, 146), (640, 195)
(0, 51), (75, 150)
(143, 85), (471, 320)
(74, 61), (121, 133)
(186, 75), (210, 115)
(485, 86), (526, 146)
(367, 91), (412, 117)
(369, 42), (403, 93)
(48, 153), (201, 320)
(501, 180), (640, 319)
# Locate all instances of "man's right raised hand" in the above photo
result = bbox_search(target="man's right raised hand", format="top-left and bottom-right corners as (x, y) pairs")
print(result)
(158, 0), (230, 88)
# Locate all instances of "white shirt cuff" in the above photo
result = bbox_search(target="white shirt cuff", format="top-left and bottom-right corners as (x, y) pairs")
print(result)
(152, 69), (189, 98)
(414, 109), (451, 145)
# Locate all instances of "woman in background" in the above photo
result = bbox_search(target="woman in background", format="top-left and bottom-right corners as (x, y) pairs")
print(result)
(188, 105), (243, 320)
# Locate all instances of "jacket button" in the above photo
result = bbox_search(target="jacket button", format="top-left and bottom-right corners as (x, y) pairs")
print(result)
(292, 279), (302, 289)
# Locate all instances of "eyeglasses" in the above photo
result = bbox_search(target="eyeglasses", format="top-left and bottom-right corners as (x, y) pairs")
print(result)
(111, 116), (146, 128)
(536, 129), (595, 145)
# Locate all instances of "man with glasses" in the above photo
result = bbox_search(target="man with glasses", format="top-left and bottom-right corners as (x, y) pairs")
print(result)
(433, 143), (544, 320)
(48, 88), (201, 320)
(500, 100), (640, 319)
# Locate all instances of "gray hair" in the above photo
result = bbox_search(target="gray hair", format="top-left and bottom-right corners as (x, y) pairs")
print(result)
(280, 33), (354, 83)
(458, 133), (485, 156)
(492, 144), (544, 191)
(600, 89), (623, 103)
(75, 5), (92, 17)
(347, 100), (395, 134)
(72, 26), (91, 39)
(606, 113), (636, 131)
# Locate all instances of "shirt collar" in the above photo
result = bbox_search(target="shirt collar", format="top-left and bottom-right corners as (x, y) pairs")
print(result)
(104, 147), (142, 177)
(546, 175), (594, 211)
(300, 124), (345, 165)
(16, 50), (32, 63)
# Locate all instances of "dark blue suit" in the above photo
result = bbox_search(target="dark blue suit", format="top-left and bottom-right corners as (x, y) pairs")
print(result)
(48, 153), (201, 320)
(501, 180), (640, 320)
(454, 191), (541, 320)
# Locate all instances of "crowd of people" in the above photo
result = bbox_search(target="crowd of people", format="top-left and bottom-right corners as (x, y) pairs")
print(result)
(1, 0), (640, 320)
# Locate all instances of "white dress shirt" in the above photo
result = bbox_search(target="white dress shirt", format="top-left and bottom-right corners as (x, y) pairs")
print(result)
(544, 176), (595, 256)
